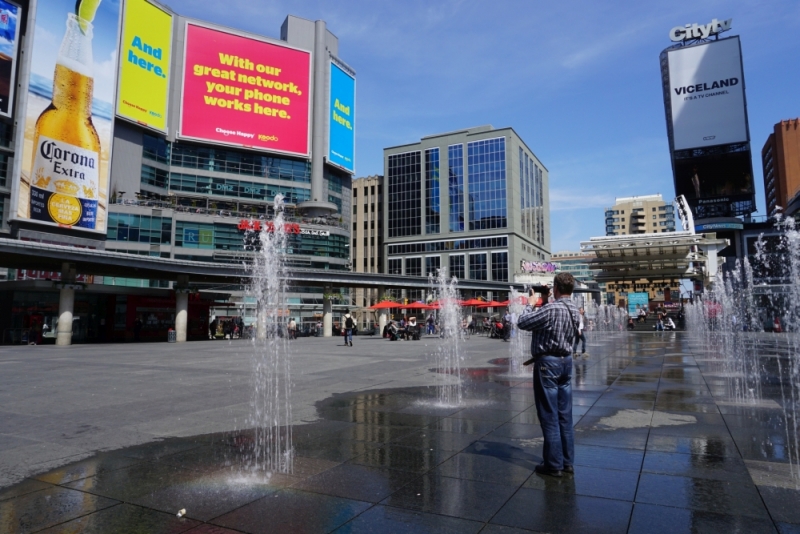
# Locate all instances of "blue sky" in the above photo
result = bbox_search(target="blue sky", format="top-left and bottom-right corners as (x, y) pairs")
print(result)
(167, 0), (800, 252)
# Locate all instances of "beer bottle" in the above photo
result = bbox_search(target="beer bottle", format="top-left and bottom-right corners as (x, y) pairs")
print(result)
(29, 12), (101, 230)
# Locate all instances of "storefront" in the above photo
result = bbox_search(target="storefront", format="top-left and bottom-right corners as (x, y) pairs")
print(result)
(0, 281), (215, 344)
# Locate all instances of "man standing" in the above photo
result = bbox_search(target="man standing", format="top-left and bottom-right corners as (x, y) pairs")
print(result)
(518, 272), (581, 477)
(343, 311), (355, 347)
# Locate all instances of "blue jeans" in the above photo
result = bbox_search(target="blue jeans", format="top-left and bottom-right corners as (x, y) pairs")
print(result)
(345, 329), (353, 344)
(573, 331), (586, 353)
(533, 355), (574, 470)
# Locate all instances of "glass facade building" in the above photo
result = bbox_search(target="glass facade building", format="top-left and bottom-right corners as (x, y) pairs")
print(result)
(383, 126), (550, 296)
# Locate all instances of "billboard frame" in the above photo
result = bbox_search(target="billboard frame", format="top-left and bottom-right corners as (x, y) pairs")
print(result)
(325, 55), (355, 175)
(0, 0), (22, 119)
(660, 35), (755, 218)
(177, 20), (313, 159)
(115, 0), (174, 134)
(9, 0), (123, 237)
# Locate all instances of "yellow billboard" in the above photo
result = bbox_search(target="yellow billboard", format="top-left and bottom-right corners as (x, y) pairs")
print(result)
(116, 0), (171, 132)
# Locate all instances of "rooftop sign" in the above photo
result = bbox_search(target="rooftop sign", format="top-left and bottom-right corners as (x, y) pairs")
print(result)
(669, 18), (732, 42)
(520, 261), (560, 274)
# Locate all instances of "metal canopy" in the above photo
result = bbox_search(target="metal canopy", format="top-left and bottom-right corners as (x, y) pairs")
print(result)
(0, 237), (587, 293)
(580, 231), (712, 282)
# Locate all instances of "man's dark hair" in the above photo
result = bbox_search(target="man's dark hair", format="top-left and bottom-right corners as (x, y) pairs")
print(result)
(553, 272), (575, 295)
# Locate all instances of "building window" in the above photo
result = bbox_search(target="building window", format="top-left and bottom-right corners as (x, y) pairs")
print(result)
(328, 195), (342, 212)
(491, 251), (508, 282)
(469, 253), (487, 280)
(388, 258), (402, 275)
(467, 137), (507, 230)
(387, 236), (508, 254)
(140, 165), (169, 189)
(448, 144), (464, 232)
(143, 134), (169, 164)
(425, 147), (440, 234)
(405, 257), (422, 277)
(169, 173), (310, 204)
(388, 151), (421, 237)
(171, 143), (311, 182)
(450, 254), (465, 280)
(107, 213), (171, 244)
(425, 256), (440, 277)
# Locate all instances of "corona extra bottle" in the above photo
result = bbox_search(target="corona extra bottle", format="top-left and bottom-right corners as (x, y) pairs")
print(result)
(29, 12), (100, 230)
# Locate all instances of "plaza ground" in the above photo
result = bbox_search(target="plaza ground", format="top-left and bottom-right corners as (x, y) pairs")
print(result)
(0, 332), (798, 533)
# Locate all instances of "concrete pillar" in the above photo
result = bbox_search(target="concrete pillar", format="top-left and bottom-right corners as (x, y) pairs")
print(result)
(323, 286), (333, 337)
(175, 292), (188, 342)
(297, 20), (337, 216)
(175, 275), (189, 342)
(56, 287), (74, 346)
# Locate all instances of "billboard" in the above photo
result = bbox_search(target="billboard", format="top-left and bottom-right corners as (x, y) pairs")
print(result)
(667, 37), (748, 151)
(116, 0), (172, 132)
(179, 23), (311, 156)
(14, 0), (121, 234)
(627, 292), (649, 317)
(328, 61), (354, 173)
(0, 0), (21, 118)
(673, 148), (754, 203)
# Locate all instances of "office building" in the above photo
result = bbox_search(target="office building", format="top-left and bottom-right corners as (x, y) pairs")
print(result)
(1, 10), (355, 341)
(604, 194), (676, 236)
(763, 118), (800, 217)
(351, 175), (383, 322)
(383, 125), (550, 301)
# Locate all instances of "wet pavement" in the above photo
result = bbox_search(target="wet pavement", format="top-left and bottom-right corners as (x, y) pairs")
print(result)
(1, 332), (799, 533)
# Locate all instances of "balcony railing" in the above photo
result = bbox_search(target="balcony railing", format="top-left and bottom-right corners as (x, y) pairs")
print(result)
(111, 197), (348, 230)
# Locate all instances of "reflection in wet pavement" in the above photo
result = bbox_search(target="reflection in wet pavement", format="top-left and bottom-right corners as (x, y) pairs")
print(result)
(1, 332), (799, 533)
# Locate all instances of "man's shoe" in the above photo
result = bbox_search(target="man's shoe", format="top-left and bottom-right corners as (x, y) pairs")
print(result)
(534, 464), (562, 477)
(563, 465), (574, 474)
(582, 352), (589, 359)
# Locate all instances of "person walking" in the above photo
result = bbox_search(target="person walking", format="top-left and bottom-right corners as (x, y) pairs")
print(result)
(573, 308), (587, 358)
(287, 318), (297, 340)
(343, 311), (355, 346)
(518, 272), (581, 477)
(503, 309), (512, 342)
(426, 314), (435, 335)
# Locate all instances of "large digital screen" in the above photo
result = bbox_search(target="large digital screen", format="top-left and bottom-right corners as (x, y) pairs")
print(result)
(674, 148), (754, 205)
(627, 292), (649, 317)
(180, 23), (311, 156)
(14, 0), (121, 234)
(667, 37), (748, 151)
(0, 0), (21, 118)
(328, 62), (354, 173)
(116, 0), (172, 132)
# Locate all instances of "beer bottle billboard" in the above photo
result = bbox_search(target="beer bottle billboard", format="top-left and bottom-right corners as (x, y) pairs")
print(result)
(15, 0), (120, 234)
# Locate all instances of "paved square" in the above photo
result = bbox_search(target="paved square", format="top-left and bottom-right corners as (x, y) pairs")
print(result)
(1, 332), (798, 533)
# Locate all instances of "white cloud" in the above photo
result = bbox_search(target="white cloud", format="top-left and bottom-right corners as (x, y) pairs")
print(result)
(93, 50), (117, 105)
(549, 189), (615, 211)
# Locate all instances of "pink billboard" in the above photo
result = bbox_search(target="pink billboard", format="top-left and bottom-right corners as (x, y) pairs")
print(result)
(180, 23), (311, 156)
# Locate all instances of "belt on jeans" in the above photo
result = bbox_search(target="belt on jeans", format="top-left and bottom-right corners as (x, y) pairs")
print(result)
(522, 353), (570, 366)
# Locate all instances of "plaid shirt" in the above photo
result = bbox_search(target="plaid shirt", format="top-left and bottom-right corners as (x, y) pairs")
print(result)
(517, 297), (581, 357)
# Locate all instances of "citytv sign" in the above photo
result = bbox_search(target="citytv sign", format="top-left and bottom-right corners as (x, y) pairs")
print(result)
(669, 18), (732, 42)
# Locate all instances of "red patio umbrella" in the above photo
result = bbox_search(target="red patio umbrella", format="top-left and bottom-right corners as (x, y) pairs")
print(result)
(403, 301), (432, 310)
(475, 300), (506, 308)
(370, 301), (398, 310)
(461, 298), (484, 306)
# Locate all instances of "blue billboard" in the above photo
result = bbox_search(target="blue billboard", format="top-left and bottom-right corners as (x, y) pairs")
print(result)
(328, 62), (355, 173)
(627, 292), (649, 317)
